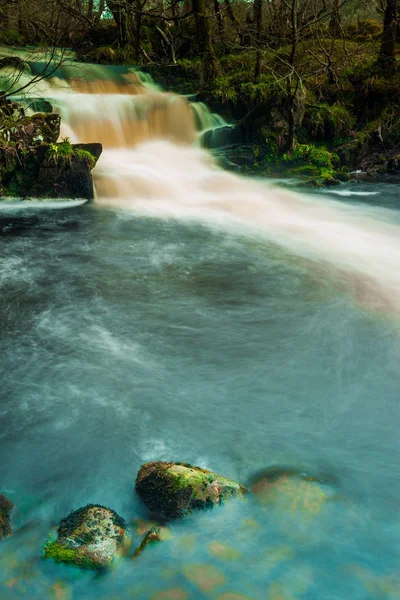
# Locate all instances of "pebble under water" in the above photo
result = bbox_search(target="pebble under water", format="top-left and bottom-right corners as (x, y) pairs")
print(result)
(0, 183), (400, 599)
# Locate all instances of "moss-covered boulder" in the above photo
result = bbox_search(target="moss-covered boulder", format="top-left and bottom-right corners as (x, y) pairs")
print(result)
(0, 494), (13, 539)
(44, 504), (127, 570)
(0, 97), (101, 199)
(135, 462), (248, 519)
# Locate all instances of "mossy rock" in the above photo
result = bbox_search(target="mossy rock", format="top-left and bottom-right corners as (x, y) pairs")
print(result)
(135, 462), (248, 519)
(0, 494), (13, 539)
(44, 504), (127, 570)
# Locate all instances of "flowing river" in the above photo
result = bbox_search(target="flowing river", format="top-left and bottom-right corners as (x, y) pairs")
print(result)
(0, 64), (400, 599)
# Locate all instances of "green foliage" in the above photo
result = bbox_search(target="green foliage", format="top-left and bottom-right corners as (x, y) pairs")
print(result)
(282, 144), (339, 181)
(220, 52), (255, 71)
(46, 138), (96, 168)
(0, 29), (24, 45)
(361, 105), (400, 149)
(46, 137), (74, 165)
(306, 103), (355, 143)
(283, 144), (337, 168)
(346, 20), (382, 42)
(212, 73), (276, 103)
(262, 135), (280, 163)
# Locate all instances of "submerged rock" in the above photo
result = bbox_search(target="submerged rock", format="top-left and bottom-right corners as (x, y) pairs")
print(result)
(135, 461), (247, 519)
(0, 494), (13, 539)
(133, 525), (172, 558)
(44, 504), (127, 569)
(251, 466), (336, 517)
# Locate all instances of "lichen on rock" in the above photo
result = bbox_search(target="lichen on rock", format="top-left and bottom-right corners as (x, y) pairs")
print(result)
(0, 494), (14, 539)
(44, 504), (127, 569)
(135, 461), (248, 519)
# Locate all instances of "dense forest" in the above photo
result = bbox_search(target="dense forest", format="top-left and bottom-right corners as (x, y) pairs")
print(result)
(1, 0), (400, 183)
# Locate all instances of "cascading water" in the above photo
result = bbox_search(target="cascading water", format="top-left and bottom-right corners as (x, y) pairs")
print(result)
(22, 62), (400, 311)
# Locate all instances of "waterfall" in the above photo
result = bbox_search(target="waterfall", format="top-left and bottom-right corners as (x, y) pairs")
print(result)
(4, 60), (400, 310)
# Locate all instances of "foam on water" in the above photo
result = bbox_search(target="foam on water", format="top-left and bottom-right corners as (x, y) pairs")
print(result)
(329, 190), (380, 197)
(0, 199), (87, 210)
(93, 142), (400, 310)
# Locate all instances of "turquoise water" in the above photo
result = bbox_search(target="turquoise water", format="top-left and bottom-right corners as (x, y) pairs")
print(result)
(0, 183), (400, 599)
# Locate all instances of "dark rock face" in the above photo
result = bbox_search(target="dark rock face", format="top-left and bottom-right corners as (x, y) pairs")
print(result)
(135, 461), (248, 520)
(0, 98), (101, 199)
(0, 494), (13, 539)
(0, 142), (102, 199)
(387, 154), (400, 172)
(14, 113), (61, 146)
(44, 504), (127, 569)
(201, 125), (245, 150)
(28, 99), (53, 114)
(33, 142), (102, 199)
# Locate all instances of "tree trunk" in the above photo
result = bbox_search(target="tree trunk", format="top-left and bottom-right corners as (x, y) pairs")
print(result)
(7, 0), (20, 35)
(134, 0), (142, 62)
(193, 0), (220, 84)
(224, 0), (239, 28)
(285, 0), (299, 152)
(329, 0), (341, 37)
(253, 0), (262, 81)
(213, 0), (226, 51)
(378, 0), (397, 68)
(107, 0), (135, 47)
(96, 0), (106, 21)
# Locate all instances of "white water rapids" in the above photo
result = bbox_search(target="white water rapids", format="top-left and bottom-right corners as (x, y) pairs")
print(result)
(7, 63), (400, 310)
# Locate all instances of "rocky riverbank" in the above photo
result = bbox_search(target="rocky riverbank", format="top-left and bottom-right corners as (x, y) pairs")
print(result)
(0, 95), (101, 199)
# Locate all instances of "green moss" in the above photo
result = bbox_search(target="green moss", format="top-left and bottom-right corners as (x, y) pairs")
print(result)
(282, 144), (338, 180)
(75, 149), (96, 168)
(306, 104), (354, 143)
(44, 541), (99, 570)
(346, 19), (382, 42)
(46, 139), (96, 169)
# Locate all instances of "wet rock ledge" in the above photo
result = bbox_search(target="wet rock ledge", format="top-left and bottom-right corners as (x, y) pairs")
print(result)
(0, 94), (101, 199)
